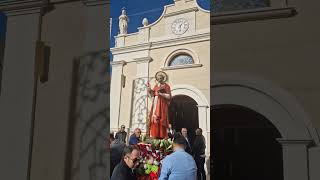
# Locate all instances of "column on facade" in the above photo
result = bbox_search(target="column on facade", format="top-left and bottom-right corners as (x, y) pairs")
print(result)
(131, 57), (152, 132)
(277, 139), (313, 180)
(83, 0), (109, 52)
(0, 1), (44, 180)
(309, 146), (320, 180)
(197, 105), (210, 175)
(110, 60), (126, 132)
(197, 105), (209, 154)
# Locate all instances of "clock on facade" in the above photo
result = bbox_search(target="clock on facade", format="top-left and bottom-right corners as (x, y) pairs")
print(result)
(171, 18), (189, 35)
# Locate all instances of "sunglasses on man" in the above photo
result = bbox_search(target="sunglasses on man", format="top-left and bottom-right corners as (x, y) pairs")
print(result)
(126, 155), (140, 164)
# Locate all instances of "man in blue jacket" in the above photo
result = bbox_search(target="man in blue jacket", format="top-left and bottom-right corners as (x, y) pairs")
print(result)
(159, 135), (197, 180)
(129, 128), (141, 145)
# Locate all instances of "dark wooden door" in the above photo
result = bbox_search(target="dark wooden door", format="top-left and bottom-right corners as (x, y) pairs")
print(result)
(212, 105), (283, 180)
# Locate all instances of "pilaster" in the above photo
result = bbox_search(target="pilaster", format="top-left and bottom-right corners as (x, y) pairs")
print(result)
(0, 1), (44, 180)
(110, 60), (126, 132)
(131, 57), (152, 131)
(277, 139), (313, 180)
(138, 26), (150, 43)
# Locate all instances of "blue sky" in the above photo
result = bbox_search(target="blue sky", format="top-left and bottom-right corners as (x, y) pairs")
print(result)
(110, 0), (210, 48)
(0, 1), (209, 52)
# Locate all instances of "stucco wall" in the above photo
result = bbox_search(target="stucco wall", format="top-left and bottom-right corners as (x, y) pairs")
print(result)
(30, 2), (86, 180)
(212, 0), (320, 129)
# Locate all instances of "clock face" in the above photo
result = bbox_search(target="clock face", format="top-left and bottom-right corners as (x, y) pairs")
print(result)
(171, 18), (189, 35)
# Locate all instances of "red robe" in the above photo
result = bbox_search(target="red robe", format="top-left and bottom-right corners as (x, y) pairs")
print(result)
(149, 83), (171, 139)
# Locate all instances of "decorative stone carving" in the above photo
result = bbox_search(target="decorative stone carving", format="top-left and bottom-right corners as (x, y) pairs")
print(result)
(142, 18), (149, 27)
(119, 8), (129, 35)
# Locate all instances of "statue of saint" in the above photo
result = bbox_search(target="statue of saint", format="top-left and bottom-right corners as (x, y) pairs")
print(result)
(148, 71), (172, 139)
(119, 8), (129, 35)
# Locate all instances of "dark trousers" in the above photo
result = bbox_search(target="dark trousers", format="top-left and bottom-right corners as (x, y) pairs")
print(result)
(195, 156), (206, 180)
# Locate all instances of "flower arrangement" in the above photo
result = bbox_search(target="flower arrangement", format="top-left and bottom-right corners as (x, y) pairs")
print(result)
(135, 138), (173, 180)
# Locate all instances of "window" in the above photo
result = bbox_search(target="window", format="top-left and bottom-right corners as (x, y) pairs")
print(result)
(169, 54), (194, 66)
(213, 0), (270, 13)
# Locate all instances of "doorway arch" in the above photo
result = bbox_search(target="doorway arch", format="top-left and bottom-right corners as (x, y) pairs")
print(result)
(171, 84), (210, 174)
(212, 104), (283, 180)
(212, 73), (318, 180)
(171, 84), (210, 150)
(169, 95), (199, 143)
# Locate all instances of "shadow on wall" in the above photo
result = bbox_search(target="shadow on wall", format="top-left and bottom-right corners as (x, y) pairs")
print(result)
(65, 50), (110, 180)
(0, 12), (7, 95)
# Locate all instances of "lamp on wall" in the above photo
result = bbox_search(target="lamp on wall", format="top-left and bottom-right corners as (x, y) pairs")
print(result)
(35, 40), (51, 83)
(121, 74), (126, 88)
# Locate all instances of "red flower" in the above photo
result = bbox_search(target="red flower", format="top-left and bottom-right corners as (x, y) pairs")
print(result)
(150, 172), (158, 180)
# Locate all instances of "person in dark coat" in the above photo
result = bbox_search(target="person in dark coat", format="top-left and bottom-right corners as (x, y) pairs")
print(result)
(181, 127), (193, 155)
(167, 123), (177, 140)
(110, 133), (126, 176)
(115, 125), (127, 143)
(192, 128), (206, 180)
(111, 145), (140, 180)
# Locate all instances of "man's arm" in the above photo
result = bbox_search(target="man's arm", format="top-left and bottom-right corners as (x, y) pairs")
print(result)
(158, 158), (171, 180)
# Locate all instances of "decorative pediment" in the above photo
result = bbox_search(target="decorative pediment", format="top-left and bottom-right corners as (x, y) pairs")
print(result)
(112, 0), (209, 49)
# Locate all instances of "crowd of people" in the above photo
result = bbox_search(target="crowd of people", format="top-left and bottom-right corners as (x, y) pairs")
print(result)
(109, 124), (207, 180)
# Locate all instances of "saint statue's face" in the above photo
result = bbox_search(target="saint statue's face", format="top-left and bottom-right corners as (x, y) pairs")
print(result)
(156, 74), (164, 83)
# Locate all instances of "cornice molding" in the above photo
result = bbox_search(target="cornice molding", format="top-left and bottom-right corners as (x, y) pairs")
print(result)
(277, 139), (314, 146)
(161, 63), (202, 71)
(151, 32), (209, 50)
(111, 32), (209, 55)
(82, 0), (109, 6)
(0, 0), (51, 16)
(110, 60), (126, 67)
(211, 7), (297, 25)
(111, 42), (152, 55)
(134, 57), (153, 64)
(163, 7), (198, 18)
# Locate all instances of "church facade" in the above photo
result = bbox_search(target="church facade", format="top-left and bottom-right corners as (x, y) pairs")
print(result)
(0, 1), (109, 180)
(110, 0), (210, 155)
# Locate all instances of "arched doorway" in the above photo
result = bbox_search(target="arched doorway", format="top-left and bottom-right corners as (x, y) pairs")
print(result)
(212, 105), (283, 180)
(169, 95), (199, 143)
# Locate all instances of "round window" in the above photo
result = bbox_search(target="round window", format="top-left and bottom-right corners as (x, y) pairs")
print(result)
(169, 54), (194, 66)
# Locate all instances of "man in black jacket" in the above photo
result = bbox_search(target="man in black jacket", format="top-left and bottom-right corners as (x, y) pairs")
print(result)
(111, 145), (140, 180)
(167, 123), (177, 140)
(115, 125), (127, 143)
(181, 127), (193, 155)
(110, 133), (126, 176)
(192, 128), (206, 180)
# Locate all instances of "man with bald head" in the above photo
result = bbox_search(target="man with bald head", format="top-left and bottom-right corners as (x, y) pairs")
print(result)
(129, 128), (141, 145)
